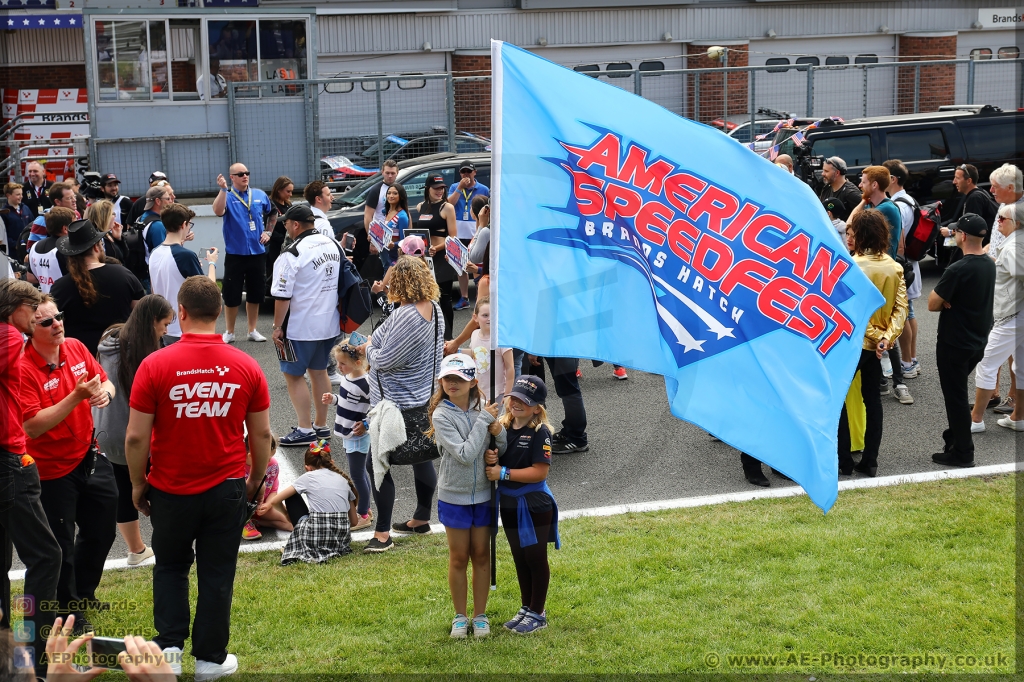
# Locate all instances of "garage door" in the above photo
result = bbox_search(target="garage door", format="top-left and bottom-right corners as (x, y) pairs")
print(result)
(749, 35), (897, 119)
(956, 30), (1020, 110)
(531, 44), (686, 116)
(317, 53), (449, 153)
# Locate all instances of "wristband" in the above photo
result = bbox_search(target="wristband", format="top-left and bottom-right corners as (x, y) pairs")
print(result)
(501, 466), (511, 481)
(104, 390), (113, 403)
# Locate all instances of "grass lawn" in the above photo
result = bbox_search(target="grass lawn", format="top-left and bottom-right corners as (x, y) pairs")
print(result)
(21, 474), (1015, 674)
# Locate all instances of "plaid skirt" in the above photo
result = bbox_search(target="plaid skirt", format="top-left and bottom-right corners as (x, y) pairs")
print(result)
(281, 512), (352, 565)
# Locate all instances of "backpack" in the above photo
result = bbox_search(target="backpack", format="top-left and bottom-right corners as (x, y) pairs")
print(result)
(123, 214), (159, 281)
(893, 253), (915, 289)
(282, 231), (372, 335)
(900, 199), (941, 262)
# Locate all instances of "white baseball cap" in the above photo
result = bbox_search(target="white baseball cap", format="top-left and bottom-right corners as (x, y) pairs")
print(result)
(438, 353), (477, 381)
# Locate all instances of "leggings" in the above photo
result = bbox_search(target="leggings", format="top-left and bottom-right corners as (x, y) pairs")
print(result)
(437, 281), (455, 341)
(499, 504), (554, 615)
(344, 450), (372, 516)
(285, 495), (310, 526)
(110, 462), (139, 524)
(366, 458), (437, 533)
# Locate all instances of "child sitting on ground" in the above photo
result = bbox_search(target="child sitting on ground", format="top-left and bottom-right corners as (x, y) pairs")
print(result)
(321, 336), (374, 530)
(243, 432), (290, 540)
(259, 440), (359, 565)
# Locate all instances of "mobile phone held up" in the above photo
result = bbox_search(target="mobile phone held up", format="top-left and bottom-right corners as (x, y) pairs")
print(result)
(342, 233), (356, 254)
(88, 637), (127, 670)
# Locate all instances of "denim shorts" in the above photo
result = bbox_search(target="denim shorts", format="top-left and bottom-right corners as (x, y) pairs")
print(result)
(907, 298), (916, 321)
(438, 500), (492, 529)
(280, 337), (336, 375)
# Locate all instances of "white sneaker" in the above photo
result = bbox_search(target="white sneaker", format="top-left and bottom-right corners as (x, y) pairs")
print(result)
(195, 654), (238, 682)
(893, 384), (914, 405)
(328, 371), (344, 385)
(247, 330), (267, 342)
(222, 332), (236, 344)
(971, 420), (986, 433)
(161, 647), (183, 675)
(997, 416), (1024, 431)
(126, 545), (154, 566)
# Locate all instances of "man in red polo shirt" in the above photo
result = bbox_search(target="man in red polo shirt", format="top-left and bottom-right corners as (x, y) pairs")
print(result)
(20, 295), (118, 631)
(0, 280), (61, 671)
(126, 275), (271, 682)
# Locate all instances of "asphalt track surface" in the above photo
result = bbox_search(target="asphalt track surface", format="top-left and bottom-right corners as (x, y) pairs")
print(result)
(10, 261), (1020, 571)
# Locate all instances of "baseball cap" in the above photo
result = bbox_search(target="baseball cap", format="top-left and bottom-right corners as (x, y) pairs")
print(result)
(149, 171), (167, 183)
(281, 204), (315, 223)
(438, 353), (477, 382)
(101, 173), (119, 185)
(425, 174), (446, 189)
(144, 185), (168, 209)
(399, 234), (426, 255)
(821, 196), (846, 217)
(825, 156), (848, 174)
(509, 375), (547, 406)
(956, 212), (988, 237)
(459, 162), (476, 172)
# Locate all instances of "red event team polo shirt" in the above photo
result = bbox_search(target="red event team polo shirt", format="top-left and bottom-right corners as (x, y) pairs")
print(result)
(19, 337), (107, 480)
(130, 332), (270, 496)
(1, 323), (27, 454)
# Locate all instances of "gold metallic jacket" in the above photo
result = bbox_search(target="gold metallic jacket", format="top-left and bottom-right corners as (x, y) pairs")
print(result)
(854, 252), (908, 351)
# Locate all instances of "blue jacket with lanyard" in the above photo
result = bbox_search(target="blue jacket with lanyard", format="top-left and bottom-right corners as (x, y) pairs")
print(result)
(495, 480), (561, 549)
(223, 187), (271, 256)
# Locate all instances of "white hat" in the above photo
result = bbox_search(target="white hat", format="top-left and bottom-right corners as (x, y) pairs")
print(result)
(438, 353), (477, 381)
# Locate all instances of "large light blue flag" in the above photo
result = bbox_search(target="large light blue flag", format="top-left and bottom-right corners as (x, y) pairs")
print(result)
(490, 41), (886, 512)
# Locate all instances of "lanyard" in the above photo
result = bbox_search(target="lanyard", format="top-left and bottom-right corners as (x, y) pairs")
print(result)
(230, 188), (252, 211)
(460, 187), (474, 207)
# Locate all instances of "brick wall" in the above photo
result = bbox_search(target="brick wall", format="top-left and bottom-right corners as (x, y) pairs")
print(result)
(896, 34), (957, 114)
(686, 43), (749, 123)
(171, 61), (197, 93)
(452, 54), (491, 138)
(0, 64), (86, 91)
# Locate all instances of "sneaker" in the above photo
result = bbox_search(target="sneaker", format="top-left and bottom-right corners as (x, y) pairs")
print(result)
(391, 520), (431, 535)
(504, 607), (529, 630)
(512, 610), (548, 635)
(893, 384), (914, 405)
(328, 371), (344, 385)
(222, 332), (235, 344)
(931, 451), (975, 468)
(363, 537), (394, 553)
(126, 545), (154, 566)
(194, 654), (238, 682)
(901, 362), (919, 379)
(279, 427), (316, 446)
(314, 426), (332, 441)
(971, 420), (986, 433)
(161, 647), (183, 676)
(453, 297), (470, 311)
(551, 439), (588, 455)
(993, 398), (1016, 415)
(879, 380), (891, 396)
(352, 510), (374, 531)
(247, 330), (267, 342)
(880, 353), (892, 378)
(612, 366), (628, 380)
(242, 521), (262, 541)
(997, 415), (1024, 431)
(450, 614), (470, 639)
(472, 614), (491, 638)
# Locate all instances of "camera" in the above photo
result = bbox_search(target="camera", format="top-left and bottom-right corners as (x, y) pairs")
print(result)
(81, 171), (106, 201)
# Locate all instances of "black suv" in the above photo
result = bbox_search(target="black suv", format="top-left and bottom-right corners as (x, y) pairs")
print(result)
(327, 152), (491, 275)
(776, 105), (1023, 204)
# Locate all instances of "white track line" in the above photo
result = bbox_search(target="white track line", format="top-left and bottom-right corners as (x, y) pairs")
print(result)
(9, 462), (1018, 582)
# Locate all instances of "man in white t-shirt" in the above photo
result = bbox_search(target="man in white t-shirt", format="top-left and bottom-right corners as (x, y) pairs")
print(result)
(303, 180), (336, 239)
(271, 205), (341, 446)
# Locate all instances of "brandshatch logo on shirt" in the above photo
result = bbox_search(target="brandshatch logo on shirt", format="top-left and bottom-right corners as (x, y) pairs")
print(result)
(44, 377), (59, 391)
(175, 366), (231, 377)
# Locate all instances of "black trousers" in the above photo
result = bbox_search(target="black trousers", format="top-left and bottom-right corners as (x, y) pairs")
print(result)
(38, 452), (118, 612)
(149, 478), (246, 664)
(366, 457), (436, 533)
(838, 349), (885, 469)
(1, 451), (61, 669)
(534, 358), (588, 444)
(936, 341), (986, 459)
(499, 505), (553, 615)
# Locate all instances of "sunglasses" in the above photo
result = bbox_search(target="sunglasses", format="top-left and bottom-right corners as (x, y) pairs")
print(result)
(233, 172), (250, 177)
(997, 216), (1011, 222)
(460, 170), (473, 174)
(39, 311), (64, 327)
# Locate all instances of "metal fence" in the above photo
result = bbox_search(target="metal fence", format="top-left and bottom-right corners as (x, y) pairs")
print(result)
(92, 133), (231, 196)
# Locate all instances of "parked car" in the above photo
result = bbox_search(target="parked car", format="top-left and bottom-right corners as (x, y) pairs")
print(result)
(321, 132), (491, 181)
(777, 105), (1023, 204)
(327, 151), (491, 278)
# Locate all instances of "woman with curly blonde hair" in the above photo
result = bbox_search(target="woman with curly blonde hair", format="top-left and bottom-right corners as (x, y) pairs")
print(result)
(361, 256), (444, 553)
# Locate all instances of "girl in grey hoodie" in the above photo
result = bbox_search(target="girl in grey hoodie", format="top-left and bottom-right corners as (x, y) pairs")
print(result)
(426, 353), (507, 639)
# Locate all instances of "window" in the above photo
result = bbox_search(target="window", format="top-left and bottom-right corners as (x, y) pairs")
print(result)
(970, 48), (993, 61)
(810, 135), (872, 167)
(474, 166), (491, 188)
(606, 62), (632, 78)
(729, 124), (752, 143)
(398, 74), (426, 90)
(639, 61), (665, 75)
(886, 129), (948, 162)
(573, 64), (600, 78)
(453, 137), (490, 154)
(361, 78), (391, 92)
(169, 20), (201, 101)
(854, 54), (878, 64)
(205, 18), (307, 99)
(825, 56), (850, 66)
(765, 58), (790, 73)
(97, 20), (171, 102)
(961, 121), (1023, 161)
(795, 56), (820, 67)
(998, 46), (1020, 59)
(324, 80), (353, 94)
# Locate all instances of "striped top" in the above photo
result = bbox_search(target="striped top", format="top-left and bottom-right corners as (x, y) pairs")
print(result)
(367, 302), (444, 409)
(329, 374), (371, 438)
